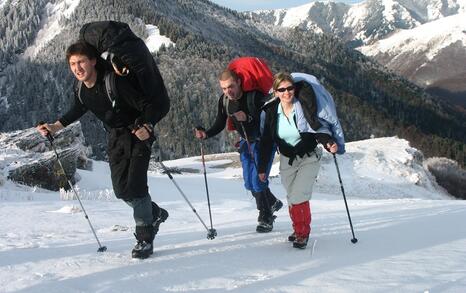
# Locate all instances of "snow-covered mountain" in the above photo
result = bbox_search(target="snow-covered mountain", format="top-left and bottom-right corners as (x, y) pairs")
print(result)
(1, 0), (465, 169)
(252, 0), (465, 45)
(20, 0), (173, 60)
(359, 13), (466, 93)
(3, 136), (466, 292)
(250, 0), (466, 107)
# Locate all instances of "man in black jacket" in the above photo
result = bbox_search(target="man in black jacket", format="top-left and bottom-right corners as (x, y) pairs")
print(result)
(36, 41), (169, 259)
(195, 69), (282, 233)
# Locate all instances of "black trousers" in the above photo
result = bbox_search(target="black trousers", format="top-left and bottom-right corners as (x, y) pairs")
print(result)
(107, 128), (153, 200)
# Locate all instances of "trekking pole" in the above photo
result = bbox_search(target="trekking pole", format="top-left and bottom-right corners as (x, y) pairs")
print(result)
(39, 123), (107, 252)
(136, 121), (215, 239)
(333, 153), (358, 244)
(239, 122), (256, 163)
(158, 159), (216, 239)
(239, 122), (263, 174)
(200, 142), (217, 240)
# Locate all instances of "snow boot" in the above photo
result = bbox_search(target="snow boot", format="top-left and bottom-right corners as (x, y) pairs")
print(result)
(132, 225), (154, 259)
(288, 232), (296, 242)
(271, 198), (283, 213)
(289, 201), (311, 249)
(256, 209), (276, 233)
(265, 188), (283, 213)
(151, 202), (168, 236)
(252, 191), (276, 233)
(293, 235), (309, 249)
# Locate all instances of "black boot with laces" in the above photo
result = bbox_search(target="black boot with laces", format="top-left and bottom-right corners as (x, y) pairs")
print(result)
(152, 202), (169, 236)
(132, 225), (154, 259)
(256, 210), (276, 233)
(265, 188), (283, 213)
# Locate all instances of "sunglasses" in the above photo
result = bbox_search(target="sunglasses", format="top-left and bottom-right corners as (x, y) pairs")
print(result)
(276, 86), (295, 93)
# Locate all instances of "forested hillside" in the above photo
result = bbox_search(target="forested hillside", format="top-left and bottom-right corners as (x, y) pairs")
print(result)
(0, 0), (464, 166)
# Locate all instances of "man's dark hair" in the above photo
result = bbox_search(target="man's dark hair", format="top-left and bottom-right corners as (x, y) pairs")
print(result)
(65, 41), (99, 62)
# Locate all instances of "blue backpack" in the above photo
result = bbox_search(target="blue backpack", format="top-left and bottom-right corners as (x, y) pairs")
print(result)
(292, 72), (346, 154)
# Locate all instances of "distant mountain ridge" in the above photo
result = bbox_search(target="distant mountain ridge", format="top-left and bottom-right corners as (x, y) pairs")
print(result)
(358, 12), (466, 107)
(249, 0), (466, 108)
(250, 0), (465, 45)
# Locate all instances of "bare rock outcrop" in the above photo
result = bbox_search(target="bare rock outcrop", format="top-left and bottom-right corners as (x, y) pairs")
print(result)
(1, 122), (92, 191)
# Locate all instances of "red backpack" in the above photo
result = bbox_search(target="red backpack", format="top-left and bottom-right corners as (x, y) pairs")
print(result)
(225, 57), (273, 131)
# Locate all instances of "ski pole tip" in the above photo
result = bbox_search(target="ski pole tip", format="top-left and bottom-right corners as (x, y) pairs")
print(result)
(207, 229), (217, 240)
(97, 246), (107, 252)
(351, 238), (358, 244)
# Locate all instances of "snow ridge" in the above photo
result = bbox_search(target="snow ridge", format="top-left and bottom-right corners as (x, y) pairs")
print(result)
(359, 13), (466, 61)
(144, 24), (174, 53)
(254, 0), (465, 45)
(23, 0), (81, 59)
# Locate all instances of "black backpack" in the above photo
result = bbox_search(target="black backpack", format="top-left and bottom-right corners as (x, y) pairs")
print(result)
(78, 21), (170, 121)
(293, 80), (321, 131)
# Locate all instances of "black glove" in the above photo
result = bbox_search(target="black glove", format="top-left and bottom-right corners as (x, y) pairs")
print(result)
(323, 139), (336, 152)
(109, 53), (129, 75)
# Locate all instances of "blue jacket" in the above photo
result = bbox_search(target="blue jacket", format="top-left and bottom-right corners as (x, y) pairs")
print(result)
(292, 72), (346, 154)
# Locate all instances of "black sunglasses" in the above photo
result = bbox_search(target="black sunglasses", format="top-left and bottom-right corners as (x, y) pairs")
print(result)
(276, 86), (295, 93)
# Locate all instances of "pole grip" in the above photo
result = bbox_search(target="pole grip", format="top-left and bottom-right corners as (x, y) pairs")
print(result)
(36, 121), (55, 143)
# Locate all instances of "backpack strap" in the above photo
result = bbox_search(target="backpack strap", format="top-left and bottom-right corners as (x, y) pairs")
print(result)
(223, 91), (257, 116)
(246, 91), (256, 116)
(223, 94), (229, 115)
(223, 91), (262, 136)
(75, 80), (84, 105)
(104, 71), (117, 108)
(74, 72), (118, 108)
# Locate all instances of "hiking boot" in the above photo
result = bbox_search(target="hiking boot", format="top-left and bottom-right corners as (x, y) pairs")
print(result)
(271, 199), (283, 213)
(132, 239), (154, 259)
(256, 210), (276, 233)
(132, 226), (154, 259)
(288, 232), (296, 242)
(152, 207), (169, 236)
(256, 218), (275, 233)
(293, 235), (309, 249)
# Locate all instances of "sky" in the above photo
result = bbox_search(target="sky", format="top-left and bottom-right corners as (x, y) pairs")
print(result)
(210, 0), (363, 11)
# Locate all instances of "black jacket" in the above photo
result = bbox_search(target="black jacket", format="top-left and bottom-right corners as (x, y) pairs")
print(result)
(59, 70), (164, 129)
(205, 91), (265, 141)
(258, 99), (333, 173)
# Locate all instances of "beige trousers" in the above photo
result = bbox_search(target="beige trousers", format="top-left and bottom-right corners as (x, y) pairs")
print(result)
(279, 147), (322, 205)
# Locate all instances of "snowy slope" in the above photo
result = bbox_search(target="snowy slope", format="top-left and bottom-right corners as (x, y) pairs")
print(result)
(21, 0), (174, 60)
(358, 13), (466, 86)
(144, 24), (174, 53)
(23, 0), (82, 59)
(2, 137), (464, 292)
(358, 13), (466, 60)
